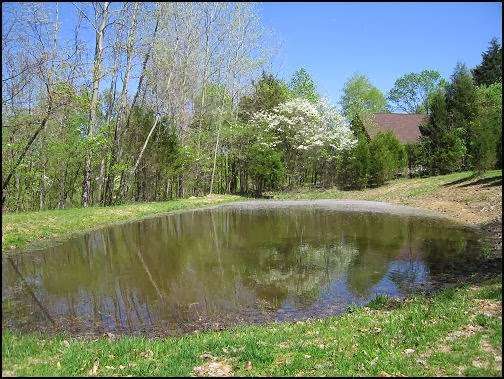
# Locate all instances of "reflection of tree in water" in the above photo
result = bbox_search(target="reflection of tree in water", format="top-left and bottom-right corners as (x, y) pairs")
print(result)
(386, 223), (429, 294)
(386, 259), (429, 293)
(345, 213), (409, 296)
(420, 226), (482, 277)
(244, 241), (358, 309)
(3, 207), (484, 334)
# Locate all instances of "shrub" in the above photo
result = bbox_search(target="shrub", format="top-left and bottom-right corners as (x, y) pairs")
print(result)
(337, 136), (369, 190)
(368, 132), (406, 186)
(246, 143), (284, 197)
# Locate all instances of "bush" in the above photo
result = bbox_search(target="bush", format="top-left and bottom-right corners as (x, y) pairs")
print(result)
(469, 120), (497, 174)
(368, 132), (406, 186)
(246, 143), (284, 196)
(337, 136), (369, 190)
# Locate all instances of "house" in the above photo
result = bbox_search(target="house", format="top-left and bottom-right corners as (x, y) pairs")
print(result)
(364, 113), (427, 144)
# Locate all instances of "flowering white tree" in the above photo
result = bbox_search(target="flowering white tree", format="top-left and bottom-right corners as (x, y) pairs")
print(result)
(250, 97), (356, 186)
(251, 97), (355, 156)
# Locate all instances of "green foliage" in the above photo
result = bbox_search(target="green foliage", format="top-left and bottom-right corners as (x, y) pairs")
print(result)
(340, 74), (387, 121)
(387, 70), (443, 113)
(368, 133), (396, 186)
(474, 83), (502, 170)
(289, 67), (319, 102)
(419, 89), (466, 175)
(337, 135), (370, 190)
(367, 132), (405, 186)
(446, 63), (479, 168)
(246, 143), (284, 196)
(238, 72), (292, 121)
(472, 38), (502, 86)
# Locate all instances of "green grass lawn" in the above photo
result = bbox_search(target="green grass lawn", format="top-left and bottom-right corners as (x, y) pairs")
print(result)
(2, 279), (501, 377)
(269, 169), (502, 202)
(2, 194), (245, 253)
(2, 171), (502, 376)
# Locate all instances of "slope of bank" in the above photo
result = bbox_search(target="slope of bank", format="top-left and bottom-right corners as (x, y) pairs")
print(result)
(270, 170), (502, 225)
(271, 170), (502, 258)
(2, 279), (501, 376)
(2, 195), (245, 253)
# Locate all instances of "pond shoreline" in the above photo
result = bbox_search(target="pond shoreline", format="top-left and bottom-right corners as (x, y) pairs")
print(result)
(2, 170), (502, 376)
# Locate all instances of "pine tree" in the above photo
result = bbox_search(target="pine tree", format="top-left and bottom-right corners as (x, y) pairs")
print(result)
(472, 38), (502, 86)
(446, 63), (479, 169)
(419, 90), (466, 175)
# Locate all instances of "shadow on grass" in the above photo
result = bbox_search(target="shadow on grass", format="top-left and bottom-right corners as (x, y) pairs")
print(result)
(442, 173), (478, 187)
(443, 173), (502, 188)
(483, 178), (502, 187)
(459, 176), (502, 188)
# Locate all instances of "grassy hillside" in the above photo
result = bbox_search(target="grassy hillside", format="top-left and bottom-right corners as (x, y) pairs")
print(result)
(2, 279), (501, 377)
(2, 195), (245, 253)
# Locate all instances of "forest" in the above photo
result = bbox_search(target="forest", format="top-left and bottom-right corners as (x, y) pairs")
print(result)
(2, 2), (502, 212)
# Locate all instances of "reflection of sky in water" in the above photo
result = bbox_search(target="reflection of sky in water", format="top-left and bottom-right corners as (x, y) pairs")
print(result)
(2, 207), (481, 335)
(275, 259), (430, 321)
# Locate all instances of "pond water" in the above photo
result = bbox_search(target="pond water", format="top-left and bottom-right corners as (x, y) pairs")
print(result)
(2, 200), (484, 337)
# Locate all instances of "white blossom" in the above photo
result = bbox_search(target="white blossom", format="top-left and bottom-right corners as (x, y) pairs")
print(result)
(250, 97), (356, 157)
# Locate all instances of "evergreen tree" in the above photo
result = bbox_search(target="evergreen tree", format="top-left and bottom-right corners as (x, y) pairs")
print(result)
(472, 83), (502, 172)
(337, 132), (369, 190)
(446, 63), (479, 168)
(289, 68), (320, 102)
(472, 38), (502, 86)
(419, 90), (466, 175)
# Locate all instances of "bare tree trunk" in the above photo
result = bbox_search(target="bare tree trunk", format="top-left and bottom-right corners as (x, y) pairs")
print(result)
(2, 104), (52, 208)
(131, 114), (160, 178)
(82, 2), (110, 207)
(103, 3), (140, 205)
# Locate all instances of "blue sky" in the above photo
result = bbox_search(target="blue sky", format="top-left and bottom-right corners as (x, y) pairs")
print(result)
(3, 2), (502, 106)
(259, 2), (502, 103)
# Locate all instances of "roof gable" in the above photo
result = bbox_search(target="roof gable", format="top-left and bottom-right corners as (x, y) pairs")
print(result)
(365, 113), (427, 143)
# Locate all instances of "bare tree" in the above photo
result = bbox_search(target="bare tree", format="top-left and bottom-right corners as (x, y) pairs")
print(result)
(81, 2), (110, 207)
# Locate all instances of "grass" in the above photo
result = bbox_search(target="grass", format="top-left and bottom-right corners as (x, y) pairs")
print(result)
(270, 169), (501, 203)
(2, 194), (245, 253)
(2, 279), (501, 376)
(2, 170), (502, 376)
(270, 169), (502, 226)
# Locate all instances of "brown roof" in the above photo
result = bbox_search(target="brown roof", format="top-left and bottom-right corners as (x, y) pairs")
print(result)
(365, 113), (427, 143)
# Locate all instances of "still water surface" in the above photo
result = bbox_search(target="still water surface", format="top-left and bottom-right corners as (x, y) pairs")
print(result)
(2, 201), (483, 336)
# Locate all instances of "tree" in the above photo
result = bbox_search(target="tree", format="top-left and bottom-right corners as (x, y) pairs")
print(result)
(246, 143), (284, 197)
(340, 74), (387, 122)
(387, 70), (443, 113)
(289, 68), (319, 102)
(419, 89), (466, 175)
(367, 132), (407, 186)
(472, 38), (502, 86)
(81, 2), (110, 207)
(238, 72), (291, 121)
(472, 83), (502, 172)
(446, 63), (479, 169)
(337, 135), (369, 190)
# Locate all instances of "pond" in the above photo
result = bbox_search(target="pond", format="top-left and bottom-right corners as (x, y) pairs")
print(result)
(2, 200), (484, 337)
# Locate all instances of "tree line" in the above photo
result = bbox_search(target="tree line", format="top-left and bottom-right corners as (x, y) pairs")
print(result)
(2, 2), (502, 212)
